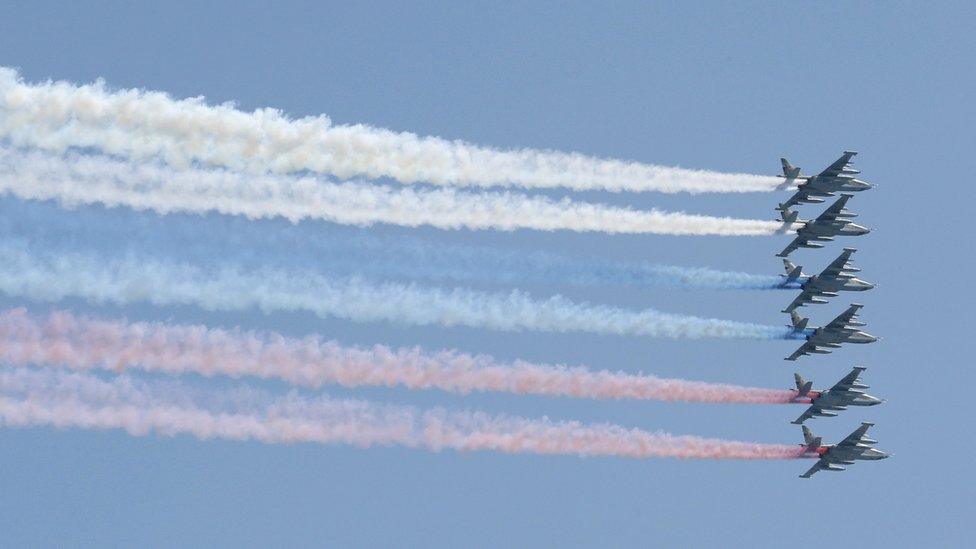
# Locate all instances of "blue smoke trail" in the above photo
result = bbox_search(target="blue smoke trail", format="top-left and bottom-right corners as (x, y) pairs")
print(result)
(0, 196), (785, 291)
(0, 236), (791, 340)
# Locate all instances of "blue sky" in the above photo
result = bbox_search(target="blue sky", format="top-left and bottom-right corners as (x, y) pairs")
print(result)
(0, 2), (973, 546)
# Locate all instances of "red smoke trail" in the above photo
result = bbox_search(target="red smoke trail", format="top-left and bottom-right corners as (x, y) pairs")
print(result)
(0, 308), (800, 404)
(0, 367), (807, 460)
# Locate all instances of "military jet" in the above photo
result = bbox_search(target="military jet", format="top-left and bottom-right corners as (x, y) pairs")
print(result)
(785, 304), (877, 361)
(780, 247), (875, 313)
(776, 194), (870, 258)
(777, 151), (873, 211)
(798, 422), (889, 478)
(791, 367), (883, 424)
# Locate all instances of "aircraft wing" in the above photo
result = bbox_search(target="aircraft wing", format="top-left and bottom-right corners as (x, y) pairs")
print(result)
(799, 458), (830, 478)
(825, 304), (864, 331)
(782, 290), (817, 313)
(778, 191), (807, 211)
(779, 188), (830, 211)
(792, 405), (820, 425)
(777, 235), (808, 258)
(817, 151), (858, 179)
(814, 194), (853, 223)
(836, 422), (876, 448)
(819, 248), (858, 280)
(786, 340), (821, 361)
(829, 366), (866, 392)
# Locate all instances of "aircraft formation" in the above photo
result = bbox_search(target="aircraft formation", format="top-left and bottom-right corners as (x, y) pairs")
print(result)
(0, 67), (894, 478)
(774, 151), (889, 478)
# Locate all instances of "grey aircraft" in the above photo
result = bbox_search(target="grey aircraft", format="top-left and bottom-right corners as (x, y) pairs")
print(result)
(781, 247), (875, 313)
(785, 304), (877, 361)
(776, 194), (870, 258)
(791, 366), (883, 424)
(777, 151), (873, 211)
(798, 422), (889, 478)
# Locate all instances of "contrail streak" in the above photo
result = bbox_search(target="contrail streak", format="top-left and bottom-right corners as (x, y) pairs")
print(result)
(0, 196), (788, 290)
(0, 240), (788, 339)
(0, 308), (801, 403)
(0, 67), (782, 194)
(0, 147), (786, 236)
(0, 367), (806, 460)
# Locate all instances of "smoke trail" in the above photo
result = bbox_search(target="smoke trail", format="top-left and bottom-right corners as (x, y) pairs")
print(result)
(0, 240), (788, 339)
(0, 67), (783, 194)
(0, 195), (789, 290)
(0, 367), (806, 460)
(0, 308), (801, 403)
(0, 147), (786, 236)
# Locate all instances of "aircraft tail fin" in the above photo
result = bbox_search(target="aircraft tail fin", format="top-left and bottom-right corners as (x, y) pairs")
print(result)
(790, 311), (809, 331)
(778, 208), (799, 223)
(801, 425), (822, 449)
(781, 158), (801, 179)
(794, 373), (813, 397)
(783, 259), (802, 280)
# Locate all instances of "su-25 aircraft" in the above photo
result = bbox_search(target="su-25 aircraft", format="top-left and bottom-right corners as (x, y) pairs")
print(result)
(791, 366), (882, 424)
(798, 422), (889, 478)
(777, 150), (873, 211)
(780, 247), (875, 313)
(776, 194), (870, 258)
(785, 304), (877, 361)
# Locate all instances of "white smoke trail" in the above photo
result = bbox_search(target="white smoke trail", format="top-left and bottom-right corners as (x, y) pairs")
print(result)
(0, 147), (786, 236)
(0, 366), (806, 460)
(0, 308), (801, 403)
(0, 241), (788, 339)
(0, 67), (783, 194)
(0, 195), (788, 289)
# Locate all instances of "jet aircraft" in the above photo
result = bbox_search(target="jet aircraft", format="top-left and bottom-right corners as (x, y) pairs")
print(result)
(780, 248), (875, 313)
(777, 151), (873, 211)
(791, 366), (882, 424)
(776, 194), (870, 257)
(798, 422), (889, 478)
(785, 304), (877, 361)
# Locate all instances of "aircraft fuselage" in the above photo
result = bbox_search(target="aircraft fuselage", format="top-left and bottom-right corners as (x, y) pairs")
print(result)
(805, 176), (873, 194)
(812, 390), (882, 409)
(805, 275), (875, 293)
(800, 221), (870, 238)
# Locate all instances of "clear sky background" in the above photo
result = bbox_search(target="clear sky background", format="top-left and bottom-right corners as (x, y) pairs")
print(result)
(1, 1), (973, 546)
